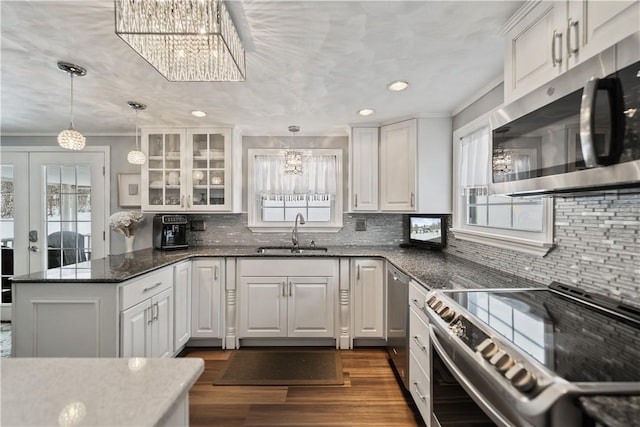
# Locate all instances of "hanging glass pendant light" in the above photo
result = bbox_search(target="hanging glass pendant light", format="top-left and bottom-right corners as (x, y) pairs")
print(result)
(126, 101), (147, 165)
(57, 62), (87, 150)
(284, 125), (303, 175)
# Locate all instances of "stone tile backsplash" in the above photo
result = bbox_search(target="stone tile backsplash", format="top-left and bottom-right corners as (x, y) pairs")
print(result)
(447, 191), (640, 308)
(189, 191), (639, 308)
(187, 213), (405, 248)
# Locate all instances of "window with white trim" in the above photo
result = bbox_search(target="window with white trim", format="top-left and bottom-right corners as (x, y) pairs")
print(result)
(452, 111), (554, 256)
(247, 148), (343, 232)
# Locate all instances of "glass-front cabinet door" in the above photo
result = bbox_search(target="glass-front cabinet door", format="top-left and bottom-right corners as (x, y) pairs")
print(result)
(187, 129), (231, 212)
(141, 128), (231, 212)
(142, 129), (186, 211)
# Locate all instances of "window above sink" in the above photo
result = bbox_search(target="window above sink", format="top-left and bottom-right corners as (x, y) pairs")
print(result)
(247, 149), (344, 232)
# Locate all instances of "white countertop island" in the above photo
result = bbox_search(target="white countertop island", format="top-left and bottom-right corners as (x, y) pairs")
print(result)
(1, 357), (204, 426)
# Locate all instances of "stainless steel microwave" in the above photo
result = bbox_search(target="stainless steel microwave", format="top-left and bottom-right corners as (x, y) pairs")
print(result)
(490, 32), (639, 196)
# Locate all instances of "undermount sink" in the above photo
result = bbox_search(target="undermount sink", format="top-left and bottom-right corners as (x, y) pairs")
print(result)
(255, 246), (329, 254)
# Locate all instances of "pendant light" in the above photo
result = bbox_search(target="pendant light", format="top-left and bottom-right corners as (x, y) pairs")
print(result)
(284, 125), (303, 175)
(126, 101), (147, 165)
(57, 61), (87, 150)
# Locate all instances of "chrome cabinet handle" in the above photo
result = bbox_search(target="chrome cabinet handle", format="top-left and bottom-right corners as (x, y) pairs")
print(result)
(356, 265), (360, 280)
(354, 193), (358, 208)
(214, 265), (218, 281)
(289, 281), (293, 297)
(412, 298), (423, 309)
(153, 302), (159, 321)
(567, 18), (579, 55)
(413, 382), (427, 402)
(551, 30), (563, 66)
(282, 281), (286, 297)
(143, 282), (162, 293)
(410, 192), (414, 207)
(187, 195), (191, 208)
(180, 195), (185, 208)
(412, 335), (426, 351)
(147, 307), (153, 325)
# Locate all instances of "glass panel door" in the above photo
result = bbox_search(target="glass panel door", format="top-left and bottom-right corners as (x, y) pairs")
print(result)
(0, 153), (28, 320)
(29, 152), (106, 275)
(44, 165), (92, 268)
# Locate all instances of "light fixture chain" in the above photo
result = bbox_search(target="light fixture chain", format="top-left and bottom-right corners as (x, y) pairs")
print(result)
(69, 73), (75, 128)
(135, 109), (140, 150)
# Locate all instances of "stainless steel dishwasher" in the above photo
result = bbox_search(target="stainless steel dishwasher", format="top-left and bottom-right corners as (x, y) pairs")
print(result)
(386, 263), (409, 389)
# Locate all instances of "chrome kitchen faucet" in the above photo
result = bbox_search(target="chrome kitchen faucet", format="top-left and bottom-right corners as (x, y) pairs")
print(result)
(292, 213), (305, 247)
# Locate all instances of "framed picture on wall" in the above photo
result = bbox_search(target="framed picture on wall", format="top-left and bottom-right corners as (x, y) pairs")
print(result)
(117, 173), (141, 207)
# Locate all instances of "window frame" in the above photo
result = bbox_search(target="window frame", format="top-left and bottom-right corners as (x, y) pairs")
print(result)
(451, 110), (554, 256)
(247, 148), (344, 232)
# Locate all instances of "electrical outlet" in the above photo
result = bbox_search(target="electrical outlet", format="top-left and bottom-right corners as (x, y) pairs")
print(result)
(355, 218), (366, 231)
(191, 220), (206, 231)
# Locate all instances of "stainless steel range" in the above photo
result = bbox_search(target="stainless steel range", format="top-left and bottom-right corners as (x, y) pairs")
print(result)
(422, 282), (640, 427)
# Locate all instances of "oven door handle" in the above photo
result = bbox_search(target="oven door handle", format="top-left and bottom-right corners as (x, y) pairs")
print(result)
(429, 326), (513, 427)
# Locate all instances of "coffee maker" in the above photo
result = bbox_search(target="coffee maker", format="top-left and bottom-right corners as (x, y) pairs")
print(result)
(152, 215), (189, 250)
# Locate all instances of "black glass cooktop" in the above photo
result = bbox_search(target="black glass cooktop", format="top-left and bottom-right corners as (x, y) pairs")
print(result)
(444, 287), (640, 383)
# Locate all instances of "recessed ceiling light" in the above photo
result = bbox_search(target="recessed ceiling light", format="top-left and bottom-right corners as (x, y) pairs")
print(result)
(191, 110), (207, 118)
(387, 80), (409, 92)
(358, 108), (375, 116)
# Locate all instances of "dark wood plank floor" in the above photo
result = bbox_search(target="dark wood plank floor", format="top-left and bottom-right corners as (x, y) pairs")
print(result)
(184, 347), (424, 426)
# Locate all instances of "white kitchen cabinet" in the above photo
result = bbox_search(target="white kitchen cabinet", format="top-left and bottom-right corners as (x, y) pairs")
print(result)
(503, 0), (638, 103)
(378, 118), (452, 214)
(380, 119), (417, 211)
(237, 258), (337, 339)
(120, 269), (174, 358)
(173, 260), (191, 352)
(141, 127), (232, 212)
(350, 127), (379, 211)
(351, 258), (384, 338)
(408, 279), (431, 427)
(191, 258), (223, 338)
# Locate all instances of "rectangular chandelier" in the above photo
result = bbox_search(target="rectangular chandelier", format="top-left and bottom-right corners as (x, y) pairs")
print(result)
(114, 0), (246, 82)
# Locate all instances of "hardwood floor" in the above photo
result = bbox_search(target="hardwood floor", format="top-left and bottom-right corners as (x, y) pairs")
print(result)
(184, 347), (424, 426)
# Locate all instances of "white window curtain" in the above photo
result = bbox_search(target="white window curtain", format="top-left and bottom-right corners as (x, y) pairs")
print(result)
(459, 126), (490, 196)
(254, 154), (337, 195)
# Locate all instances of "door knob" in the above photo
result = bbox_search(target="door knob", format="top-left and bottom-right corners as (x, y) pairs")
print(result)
(29, 245), (39, 252)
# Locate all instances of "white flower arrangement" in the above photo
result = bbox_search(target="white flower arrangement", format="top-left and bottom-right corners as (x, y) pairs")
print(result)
(109, 211), (144, 237)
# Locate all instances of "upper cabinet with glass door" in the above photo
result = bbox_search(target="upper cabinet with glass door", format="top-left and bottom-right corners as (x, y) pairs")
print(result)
(141, 128), (232, 212)
(188, 129), (231, 212)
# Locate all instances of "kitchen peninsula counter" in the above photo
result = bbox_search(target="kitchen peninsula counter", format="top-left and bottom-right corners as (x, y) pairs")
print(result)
(11, 245), (543, 291)
(0, 357), (204, 426)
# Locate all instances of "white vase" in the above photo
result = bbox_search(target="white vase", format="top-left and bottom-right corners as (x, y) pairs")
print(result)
(124, 235), (135, 253)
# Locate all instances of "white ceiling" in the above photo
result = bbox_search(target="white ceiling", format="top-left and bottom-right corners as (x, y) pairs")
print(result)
(1, 0), (523, 137)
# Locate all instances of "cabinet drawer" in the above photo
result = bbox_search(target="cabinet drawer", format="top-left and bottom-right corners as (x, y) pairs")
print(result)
(409, 350), (432, 427)
(121, 268), (173, 310)
(410, 308), (430, 376)
(409, 280), (428, 311)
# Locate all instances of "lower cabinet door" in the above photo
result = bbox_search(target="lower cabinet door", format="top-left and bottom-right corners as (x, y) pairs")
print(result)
(151, 288), (174, 358)
(121, 299), (152, 357)
(191, 259), (222, 338)
(288, 276), (335, 338)
(238, 276), (288, 337)
(173, 261), (191, 352)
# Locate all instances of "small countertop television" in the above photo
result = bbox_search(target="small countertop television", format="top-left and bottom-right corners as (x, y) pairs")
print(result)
(404, 214), (448, 250)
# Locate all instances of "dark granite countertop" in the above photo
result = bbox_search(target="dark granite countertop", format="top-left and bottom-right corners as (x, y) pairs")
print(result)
(11, 245), (636, 424)
(11, 245), (542, 291)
